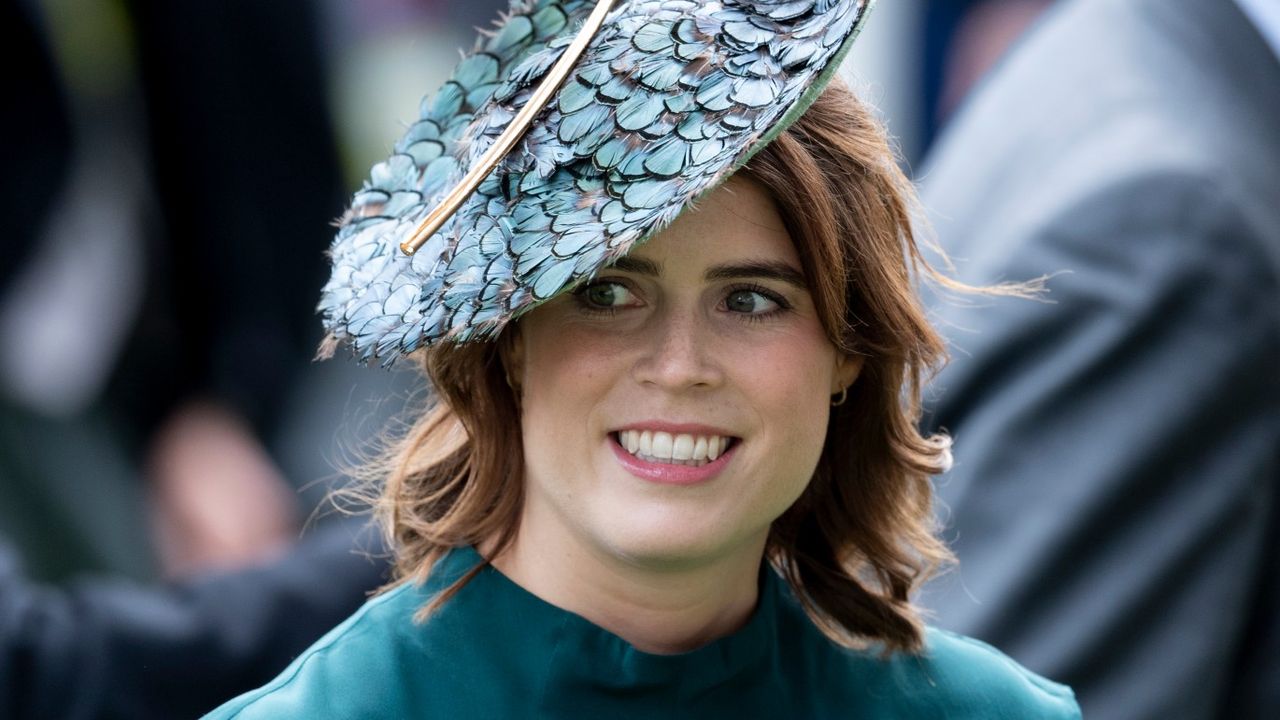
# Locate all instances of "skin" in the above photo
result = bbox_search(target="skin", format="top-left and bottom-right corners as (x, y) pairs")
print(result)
(492, 175), (862, 654)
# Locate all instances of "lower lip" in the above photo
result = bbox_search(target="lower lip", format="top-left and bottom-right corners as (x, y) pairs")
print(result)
(609, 435), (738, 485)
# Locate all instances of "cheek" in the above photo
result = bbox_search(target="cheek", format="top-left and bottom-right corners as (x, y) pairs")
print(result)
(516, 319), (626, 449)
(733, 326), (837, 413)
(733, 327), (836, 479)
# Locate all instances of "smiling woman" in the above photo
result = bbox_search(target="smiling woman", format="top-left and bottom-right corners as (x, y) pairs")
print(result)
(503, 172), (863, 653)
(380, 86), (957, 656)
(204, 1), (1080, 718)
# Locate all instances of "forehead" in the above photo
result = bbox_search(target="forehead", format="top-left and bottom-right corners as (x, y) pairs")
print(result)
(622, 175), (799, 271)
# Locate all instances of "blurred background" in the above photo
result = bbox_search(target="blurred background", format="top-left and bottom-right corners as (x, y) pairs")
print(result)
(7, 3), (1277, 719)
(5, 0), (1041, 586)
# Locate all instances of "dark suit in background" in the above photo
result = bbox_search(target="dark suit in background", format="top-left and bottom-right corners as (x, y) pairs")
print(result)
(0, 522), (387, 720)
(918, 0), (1279, 718)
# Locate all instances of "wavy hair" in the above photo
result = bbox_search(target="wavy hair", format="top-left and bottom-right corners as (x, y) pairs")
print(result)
(342, 78), (991, 653)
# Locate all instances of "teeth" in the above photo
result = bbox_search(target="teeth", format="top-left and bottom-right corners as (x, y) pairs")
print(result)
(693, 436), (708, 461)
(672, 434), (694, 460)
(616, 430), (733, 466)
(652, 432), (673, 460)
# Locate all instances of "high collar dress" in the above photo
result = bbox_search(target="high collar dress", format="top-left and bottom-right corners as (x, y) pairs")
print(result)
(204, 546), (1079, 718)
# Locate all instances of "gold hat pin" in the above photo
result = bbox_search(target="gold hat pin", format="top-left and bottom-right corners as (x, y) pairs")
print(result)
(401, 0), (618, 255)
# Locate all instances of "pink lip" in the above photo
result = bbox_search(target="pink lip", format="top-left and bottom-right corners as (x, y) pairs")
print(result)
(608, 433), (739, 486)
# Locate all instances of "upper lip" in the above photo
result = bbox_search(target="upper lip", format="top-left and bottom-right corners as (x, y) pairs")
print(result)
(610, 421), (739, 438)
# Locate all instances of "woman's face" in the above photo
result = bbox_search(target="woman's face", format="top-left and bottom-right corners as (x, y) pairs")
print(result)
(508, 175), (860, 569)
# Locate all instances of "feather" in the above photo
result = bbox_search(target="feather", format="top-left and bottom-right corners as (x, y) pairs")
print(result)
(558, 102), (611, 142)
(722, 20), (775, 47)
(642, 138), (689, 178)
(634, 54), (685, 91)
(551, 226), (598, 257)
(531, 4), (570, 39)
(531, 258), (577, 299)
(558, 77), (597, 113)
(615, 92), (667, 131)
(731, 76), (781, 107)
(622, 178), (675, 209)
(429, 82), (465, 119)
(487, 14), (535, 54)
(454, 53), (501, 90)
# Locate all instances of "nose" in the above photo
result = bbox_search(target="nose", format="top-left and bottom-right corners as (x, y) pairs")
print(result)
(631, 306), (724, 392)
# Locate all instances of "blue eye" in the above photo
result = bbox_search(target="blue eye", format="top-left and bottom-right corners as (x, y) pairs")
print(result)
(724, 288), (781, 315)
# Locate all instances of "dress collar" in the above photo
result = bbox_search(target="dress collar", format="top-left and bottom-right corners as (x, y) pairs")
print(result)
(426, 545), (781, 701)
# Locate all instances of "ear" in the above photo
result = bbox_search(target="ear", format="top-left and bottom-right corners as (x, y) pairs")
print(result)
(497, 323), (525, 393)
(832, 352), (864, 395)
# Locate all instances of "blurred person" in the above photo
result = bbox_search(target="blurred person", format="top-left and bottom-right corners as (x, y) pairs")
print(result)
(917, 0), (1279, 718)
(919, 0), (1054, 156)
(1, 0), (351, 581)
(120, 0), (351, 573)
(2, 0), (175, 583)
(932, 0), (1053, 126)
(0, 520), (387, 720)
(208, 1), (1078, 717)
(0, 5), (399, 717)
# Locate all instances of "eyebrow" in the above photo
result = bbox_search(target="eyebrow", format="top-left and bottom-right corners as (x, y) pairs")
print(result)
(609, 256), (661, 276)
(606, 256), (808, 290)
(705, 260), (808, 289)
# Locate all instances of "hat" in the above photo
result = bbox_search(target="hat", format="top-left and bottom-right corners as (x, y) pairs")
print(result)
(320, 0), (875, 363)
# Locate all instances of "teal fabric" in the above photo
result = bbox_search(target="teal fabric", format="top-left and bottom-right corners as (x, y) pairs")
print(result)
(205, 547), (1079, 718)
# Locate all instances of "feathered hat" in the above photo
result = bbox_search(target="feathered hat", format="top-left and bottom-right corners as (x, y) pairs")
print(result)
(320, 0), (875, 363)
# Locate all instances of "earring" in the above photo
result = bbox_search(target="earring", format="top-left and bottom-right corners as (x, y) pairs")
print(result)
(830, 386), (848, 407)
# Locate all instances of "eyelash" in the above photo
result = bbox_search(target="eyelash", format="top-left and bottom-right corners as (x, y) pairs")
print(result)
(723, 283), (792, 323)
(571, 278), (635, 317)
(571, 280), (792, 323)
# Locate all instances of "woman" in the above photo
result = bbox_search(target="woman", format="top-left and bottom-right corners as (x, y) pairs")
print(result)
(207, 0), (1079, 717)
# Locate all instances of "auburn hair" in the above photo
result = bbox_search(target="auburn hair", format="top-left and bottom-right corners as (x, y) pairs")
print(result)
(346, 78), (968, 653)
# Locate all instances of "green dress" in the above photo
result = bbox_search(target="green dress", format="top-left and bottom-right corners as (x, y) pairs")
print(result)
(204, 546), (1080, 718)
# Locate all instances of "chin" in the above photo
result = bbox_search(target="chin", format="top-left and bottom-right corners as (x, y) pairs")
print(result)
(589, 505), (756, 571)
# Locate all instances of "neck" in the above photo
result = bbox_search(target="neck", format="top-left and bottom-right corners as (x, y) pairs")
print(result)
(488, 512), (766, 655)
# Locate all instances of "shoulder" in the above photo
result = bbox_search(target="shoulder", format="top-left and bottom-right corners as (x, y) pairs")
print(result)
(202, 582), (427, 719)
(771, 585), (1079, 718)
(923, 2), (1280, 264)
(879, 628), (1081, 719)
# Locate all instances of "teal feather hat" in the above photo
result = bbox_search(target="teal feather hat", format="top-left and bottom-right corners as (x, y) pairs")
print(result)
(320, 0), (874, 363)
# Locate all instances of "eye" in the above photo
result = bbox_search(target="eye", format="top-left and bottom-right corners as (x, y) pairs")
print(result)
(724, 288), (782, 315)
(575, 280), (637, 310)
